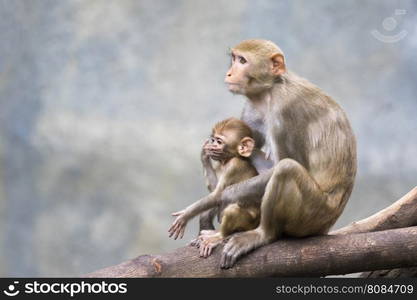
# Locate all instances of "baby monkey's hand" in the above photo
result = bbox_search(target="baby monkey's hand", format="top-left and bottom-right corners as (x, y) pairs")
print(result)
(168, 210), (189, 240)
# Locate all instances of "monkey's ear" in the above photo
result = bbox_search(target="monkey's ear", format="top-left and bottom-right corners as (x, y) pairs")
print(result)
(238, 137), (255, 157)
(270, 53), (286, 76)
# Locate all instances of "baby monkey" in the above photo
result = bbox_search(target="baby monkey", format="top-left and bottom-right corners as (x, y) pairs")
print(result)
(168, 117), (260, 257)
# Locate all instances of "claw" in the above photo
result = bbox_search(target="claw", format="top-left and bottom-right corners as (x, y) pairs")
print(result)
(188, 238), (200, 248)
(208, 245), (213, 256)
(220, 231), (263, 269)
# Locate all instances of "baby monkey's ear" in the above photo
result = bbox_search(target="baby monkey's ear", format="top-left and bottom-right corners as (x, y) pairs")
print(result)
(237, 137), (255, 157)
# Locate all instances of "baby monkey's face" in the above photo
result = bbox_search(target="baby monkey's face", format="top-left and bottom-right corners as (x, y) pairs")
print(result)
(208, 135), (225, 148)
(207, 118), (255, 161)
(207, 134), (231, 161)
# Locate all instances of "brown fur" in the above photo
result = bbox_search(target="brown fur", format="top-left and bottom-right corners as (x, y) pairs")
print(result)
(214, 39), (357, 268)
(169, 118), (261, 257)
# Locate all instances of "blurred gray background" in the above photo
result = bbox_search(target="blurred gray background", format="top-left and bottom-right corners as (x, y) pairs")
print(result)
(0, 0), (416, 277)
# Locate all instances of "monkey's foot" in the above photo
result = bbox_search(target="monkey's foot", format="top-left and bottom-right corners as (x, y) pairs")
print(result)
(188, 238), (201, 248)
(188, 230), (218, 248)
(220, 229), (268, 269)
(199, 234), (223, 258)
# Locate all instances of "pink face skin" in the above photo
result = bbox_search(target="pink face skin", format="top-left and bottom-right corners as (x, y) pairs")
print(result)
(225, 49), (286, 96)
(203, 133), (234, 162)
(224, 50), (251, 95)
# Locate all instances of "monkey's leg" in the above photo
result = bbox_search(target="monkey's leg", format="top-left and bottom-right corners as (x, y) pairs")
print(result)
(199, 204), (239, 257)
(221, 158), (330, 269)
(200, 204), (259, 258)
(220, 204), (259, 236)
(199, 208), (217, 230)
(188, 208), (218, 247)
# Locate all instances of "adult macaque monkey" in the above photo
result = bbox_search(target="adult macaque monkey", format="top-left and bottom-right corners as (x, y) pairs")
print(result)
(169, 118), (261, 257)
(200, 39), (357, 269)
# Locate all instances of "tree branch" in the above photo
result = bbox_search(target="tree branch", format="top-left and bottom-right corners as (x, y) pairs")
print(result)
(330, 186), (417, 235)
(86, 226), (417, 277)
(85, 186), (417, 278)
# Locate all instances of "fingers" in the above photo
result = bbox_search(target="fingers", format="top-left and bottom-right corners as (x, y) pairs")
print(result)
(168, 219), (183, 239)
(204, 245), (210, 257)
(206, 245), (213, 257)
(173, 223), (185, 240)
(168, 221), (176, 236)
(208, 149), (225, 157)
(198, 240), (216, 258)
(208, 245), (214, 256)
(169, 226), (178, 239)
(199, 243), (210, 258)
(188, 238), (200, 248)
(168, 218), (179, 232)
(174, 225), (181, 240)
(207, 153), (223, 161)
(207, 148), (223, 154)
(199, 244), (205, 257)
(220, 241), (239, 269)
(205, 145), (223, 155)
(168, 223), (178, 238)
(220, 250), (235, 269)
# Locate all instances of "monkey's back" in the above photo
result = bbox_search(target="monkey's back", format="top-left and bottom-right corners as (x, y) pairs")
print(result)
(276, 73), (357, 193)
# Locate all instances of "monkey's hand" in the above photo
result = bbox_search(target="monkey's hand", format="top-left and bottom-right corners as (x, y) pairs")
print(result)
(201, 139), (212, 163)
(202, 140), (231, 161)
(168, 210), (189, 240)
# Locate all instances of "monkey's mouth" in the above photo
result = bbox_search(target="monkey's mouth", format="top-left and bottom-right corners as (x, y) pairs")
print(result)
(226, 82), (240, 89)
(226, 83), (243, 94)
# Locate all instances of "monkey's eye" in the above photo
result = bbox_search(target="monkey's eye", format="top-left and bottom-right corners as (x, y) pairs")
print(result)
(238, 56), (247, 64)
(216, 139), (223, 145)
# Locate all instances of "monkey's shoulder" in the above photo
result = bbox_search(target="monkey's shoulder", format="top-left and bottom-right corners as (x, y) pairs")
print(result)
(241, 102), (267, 147)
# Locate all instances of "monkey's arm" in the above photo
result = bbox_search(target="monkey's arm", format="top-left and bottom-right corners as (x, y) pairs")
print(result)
(201, 149), (218, 192)
(221, 168), (273, 208)
(169, 162), (240, 239)
(184, 190), (222, 219)
(168, 189), (223, 240)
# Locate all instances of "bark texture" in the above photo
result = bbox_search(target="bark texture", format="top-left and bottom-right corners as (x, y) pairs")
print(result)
(86, 187), (417, 278)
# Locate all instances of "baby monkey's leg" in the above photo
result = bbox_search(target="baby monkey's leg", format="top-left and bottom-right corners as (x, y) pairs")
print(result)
(199, 203), (259, 257)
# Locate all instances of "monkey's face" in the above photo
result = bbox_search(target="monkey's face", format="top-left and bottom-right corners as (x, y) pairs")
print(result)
(225, 50), (251, 95)
(206, 130), (254, 161)
(209, 135), (225, 149)
(225, 50), (278, 96)
(207, 134), (230, 161)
